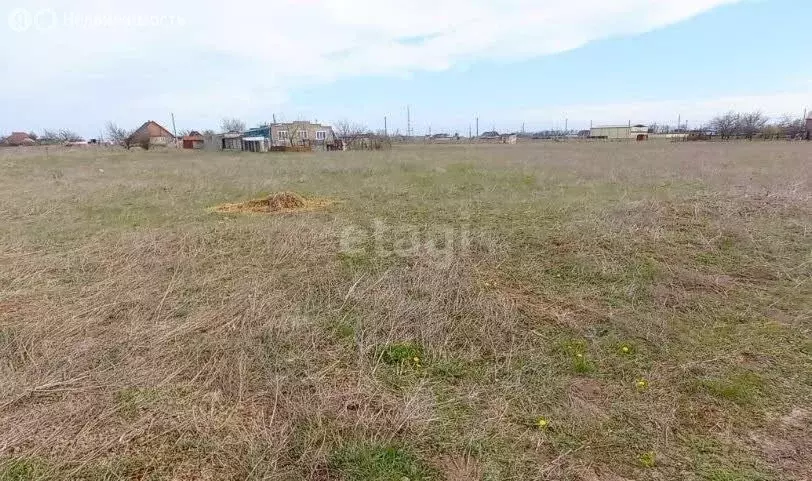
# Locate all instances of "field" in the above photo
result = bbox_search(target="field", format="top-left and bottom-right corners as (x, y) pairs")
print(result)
(1, 142), (810, 481)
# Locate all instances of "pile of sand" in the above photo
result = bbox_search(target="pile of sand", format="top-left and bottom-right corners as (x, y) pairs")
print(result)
(212, 192), (332, 214)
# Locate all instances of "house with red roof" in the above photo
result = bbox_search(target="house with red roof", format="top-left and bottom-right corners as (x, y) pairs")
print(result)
(3, 132), (36, 146)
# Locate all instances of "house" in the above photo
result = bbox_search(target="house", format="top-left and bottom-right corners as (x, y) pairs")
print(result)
(590, 125), (649, 140)
(242, 125), (271, 152)
(806, 117), (812, 140)
(268, 121), (336, 150)
(129, 120), (176, 146)
(3, 132), (36, 146)
(204, 132), (242, 151)
(480, 130), (500, 140)
(182, 131), (204, 149)
(503, 133), (518, 144)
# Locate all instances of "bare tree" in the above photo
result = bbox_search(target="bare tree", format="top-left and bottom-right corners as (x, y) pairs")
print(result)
(334, 120), (368, 150)
(106, 122), (136, 149)
(27, 132), (38, 141)
(737, 111), (768, 140)
(40, 129), (59, 144)
(220, 118), (246, 133)
(49, 129), (84, 142)
(335, 120), (367, 140)
(202, 129), (216, 136)
(776, 115), (805, 139)
(177, 129), (191, 137)
(709, 111), (739, 140)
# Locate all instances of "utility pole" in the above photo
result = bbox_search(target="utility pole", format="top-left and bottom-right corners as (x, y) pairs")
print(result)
(521, 122), (525, 134)
(678, 114), (681, 131)
(170, 113), (178, 147)
(476, 117), (479, 137)
(384, 116), (388, 137)
(407, 105), (411, 138)
(272, 114), (276, 124)
(468, 124), (472, 139)
(565, 118), (568, 135)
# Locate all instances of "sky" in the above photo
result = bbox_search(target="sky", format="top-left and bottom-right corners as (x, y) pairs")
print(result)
(1, 0), (809, 137)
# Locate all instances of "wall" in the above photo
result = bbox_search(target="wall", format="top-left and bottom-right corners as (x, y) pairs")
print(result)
(270, 122), (336, 147)
(591, 127), (630, 139)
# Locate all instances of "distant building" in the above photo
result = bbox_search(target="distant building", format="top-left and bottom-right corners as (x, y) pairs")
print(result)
(3, 132), (35, 146)
(182, 131), (204, 149)
(480, 130), (500, 139)
(590, 125), (649, 140)
(129, 120), (176, 146)
(269, 121), (336, 149)
(806, 117), (812, 140)
(203, 132), (243, 151)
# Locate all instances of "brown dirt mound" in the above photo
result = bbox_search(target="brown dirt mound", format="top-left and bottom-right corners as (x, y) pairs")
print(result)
(212, 192), (332, 214)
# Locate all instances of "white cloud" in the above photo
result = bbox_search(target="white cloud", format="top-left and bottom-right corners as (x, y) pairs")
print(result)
(1, 0), (744, 132)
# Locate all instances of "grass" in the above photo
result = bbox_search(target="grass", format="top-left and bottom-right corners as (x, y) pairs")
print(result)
(0, 142), (810, 480)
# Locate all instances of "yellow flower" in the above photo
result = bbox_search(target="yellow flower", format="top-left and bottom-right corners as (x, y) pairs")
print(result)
(621, 346), (630, 353)
(636, 379), (649, 390)
(412, 357), (420, 363)
(536, 417), (549, 429)
(576, 353), (584, 358)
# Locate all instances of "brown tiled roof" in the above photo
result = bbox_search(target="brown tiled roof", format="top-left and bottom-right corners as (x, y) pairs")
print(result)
(5, 132), (35, 145)
(130, 120), (175, 139)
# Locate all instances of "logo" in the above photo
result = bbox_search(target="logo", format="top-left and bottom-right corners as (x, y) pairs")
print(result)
(7, 8), (32, 32)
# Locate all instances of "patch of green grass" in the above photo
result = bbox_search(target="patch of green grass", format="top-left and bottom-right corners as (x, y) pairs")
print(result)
(329, 443), (434, 481)
(0, 458), (51, 481)
(694, 372), (764, 405)
(699, 467), (772, 481)
(115, 387), (162, 419)
(378, 342), (424, 367)
(639, 451), (657, 468)
(557, 339), (596, 374)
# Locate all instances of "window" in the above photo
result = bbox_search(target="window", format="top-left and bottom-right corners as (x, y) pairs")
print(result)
(299, 130), (308, 139)
(277, 130), (287, 140)
(316, 130), (327, 140)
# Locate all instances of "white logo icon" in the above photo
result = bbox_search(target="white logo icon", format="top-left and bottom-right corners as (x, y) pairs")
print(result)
(8, 8), (32, 32)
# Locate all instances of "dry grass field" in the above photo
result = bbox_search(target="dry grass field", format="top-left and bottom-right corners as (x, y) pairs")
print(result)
(0, 142), (810, 481)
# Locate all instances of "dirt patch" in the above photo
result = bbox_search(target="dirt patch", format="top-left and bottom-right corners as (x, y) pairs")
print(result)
(211, 192), (333, 214)
(0, 300), (25, 316)
(749, 407), (811, 480)
(569, 378), (609, 421)
(577, 466), (634, 481)
(434, 455), (483, 481)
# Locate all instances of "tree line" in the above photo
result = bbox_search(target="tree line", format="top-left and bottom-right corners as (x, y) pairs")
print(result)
(706, 111), (807, 140)
(4, 111), (808, 147)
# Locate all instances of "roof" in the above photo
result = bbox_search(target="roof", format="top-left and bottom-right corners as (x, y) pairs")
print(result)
(5, 132), (35, 146)
(183, 131), (204, 141)
(131, 120), (175, 139)
(480, 131), (500, 137)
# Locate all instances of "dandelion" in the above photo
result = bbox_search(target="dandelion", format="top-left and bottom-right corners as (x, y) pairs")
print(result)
(636, 379), (649, 391)
(621, 346), (630, 354)
(576, 353), (584, 358)
(412, 357), (420, 363)
(536, 417), (549, 429)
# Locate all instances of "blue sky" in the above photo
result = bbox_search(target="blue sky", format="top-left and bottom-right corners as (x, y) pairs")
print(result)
(1, 0), (809, 137)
